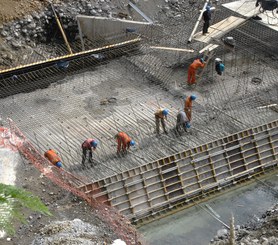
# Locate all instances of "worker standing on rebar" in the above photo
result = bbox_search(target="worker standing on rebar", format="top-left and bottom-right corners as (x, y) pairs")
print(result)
(176, 111), (191, 134)
(44, 149), (62, 168)
(115, 132), (135, 154)
(187, 58), (205, 85)
(154, 108), (169, 135)
(81, 138), (98, 166)
(202, 5), (212, 35)
(184, 94), (197, 122)
(215, 58), (225, 75)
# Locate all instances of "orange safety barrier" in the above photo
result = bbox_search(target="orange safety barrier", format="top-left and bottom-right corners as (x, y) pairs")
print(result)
(7, 119), (142, 245)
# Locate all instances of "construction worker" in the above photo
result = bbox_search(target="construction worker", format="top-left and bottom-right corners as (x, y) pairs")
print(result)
(176, 111), (191, 134)
(44, 149), (62, 168)
(187, 58), (205, 85)
(56, 60), (69, 70)
(154, 108), (169, 135)
(184, 94), (197, 122)
(215, 58), (225, 75)
(202, 5), (212, 35)
(81, 138), (98, 166)
(115, 132), (135, 154)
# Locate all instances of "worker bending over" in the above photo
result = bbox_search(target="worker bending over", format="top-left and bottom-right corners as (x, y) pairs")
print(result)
(184, 94), (197, 122)
(187, 58), (205, 85)
(81, 138), (98, 166)
(154, 108), (169, 135)
(44, 149), (62, 168)
(176, 111), (191, 134)
(115, 132), (135, 154)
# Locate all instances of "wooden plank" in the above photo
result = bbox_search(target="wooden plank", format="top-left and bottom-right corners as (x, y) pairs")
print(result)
(149, 46), (195, 53)
(199, 44), (219, 54)
(193, 16), (246, 43)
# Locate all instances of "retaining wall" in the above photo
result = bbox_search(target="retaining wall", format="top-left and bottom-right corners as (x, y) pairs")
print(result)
(79, 120), (278, 224)
(77, 15), (155, 41)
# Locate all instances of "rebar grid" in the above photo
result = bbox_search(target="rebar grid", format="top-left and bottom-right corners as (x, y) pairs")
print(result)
(0, 1), (277, 183)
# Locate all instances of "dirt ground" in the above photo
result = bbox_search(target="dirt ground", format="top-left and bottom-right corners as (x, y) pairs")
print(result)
(0, 0), (61, 25)
(1, 156), (118, 245)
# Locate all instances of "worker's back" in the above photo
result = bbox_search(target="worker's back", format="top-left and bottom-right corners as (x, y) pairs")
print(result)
(184, 97), (192, 110)
(44, 149), (61, 165)
(117, 132), (131, 144)
(191, 59), (205, 69)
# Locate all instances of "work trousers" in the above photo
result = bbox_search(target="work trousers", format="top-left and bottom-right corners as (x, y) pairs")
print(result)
(155, 116), (167, 134)
(187, 67), (196, 85)
(203, 20), (210, 34)
(176, 116), (188, 133)
(82, 148), (93, 166)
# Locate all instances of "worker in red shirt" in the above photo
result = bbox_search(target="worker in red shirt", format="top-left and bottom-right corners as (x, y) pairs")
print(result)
(115, 132), (135, 154)
(187, 58), (205, 85)
(184, 94), (197, 121)
(44, 149), (62, 168)
(154, 108), (169, 135)
(81, 138), (98, 166)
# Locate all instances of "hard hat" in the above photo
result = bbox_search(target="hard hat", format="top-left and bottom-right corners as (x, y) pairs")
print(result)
(186, 122), (191, 129)
(91, 140), (98, 148)
(215, 58), (222, 63)
(162, 109), (169, 116)
(56, 161), (62, 168)
(130, 140), (135, 146)
(200, 58), (205, 63)
(190, 94), (197, 100)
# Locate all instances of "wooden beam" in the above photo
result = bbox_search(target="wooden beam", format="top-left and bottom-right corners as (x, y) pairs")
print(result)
(149, 46), (194, 53)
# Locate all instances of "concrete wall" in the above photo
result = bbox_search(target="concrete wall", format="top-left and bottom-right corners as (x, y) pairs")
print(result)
(77, 15), (155, 41)
(80, 120), (278, 223)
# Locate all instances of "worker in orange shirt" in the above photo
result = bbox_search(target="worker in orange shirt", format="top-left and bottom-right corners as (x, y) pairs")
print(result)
(184, 94), (197, 121)
(187, 58), (205, 85)
(115, 132), (135, 154)
(81, 138), (98, 166)
(44, 149), (62, 168)
(154, 108), (169, 135)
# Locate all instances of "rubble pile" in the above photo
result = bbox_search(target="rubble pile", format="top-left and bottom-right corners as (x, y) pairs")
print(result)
(0, 0), (118, 49)
(32, 219), (108, 245)
(211, 203), (278, 245)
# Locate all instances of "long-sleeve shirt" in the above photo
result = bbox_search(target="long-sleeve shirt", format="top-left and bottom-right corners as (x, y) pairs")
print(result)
(177, 111), (189, 125)
(184, 97), (193, 121)
(116, 132), (131, 152)
(154, 108), (166, 119)
(203, 10), (211, 22)
(190, 59), (205, 70)
(44, 149), (61, 165)
(82, 138), (95, 149)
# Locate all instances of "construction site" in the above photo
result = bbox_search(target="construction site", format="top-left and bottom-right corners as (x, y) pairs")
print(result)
(0, 0), (277, 244)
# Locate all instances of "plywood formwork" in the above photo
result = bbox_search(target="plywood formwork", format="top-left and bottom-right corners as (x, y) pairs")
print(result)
(79, 120), (278, 223)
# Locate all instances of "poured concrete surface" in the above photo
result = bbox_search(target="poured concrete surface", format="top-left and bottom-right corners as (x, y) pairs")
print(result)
(139, 172), (278, 245)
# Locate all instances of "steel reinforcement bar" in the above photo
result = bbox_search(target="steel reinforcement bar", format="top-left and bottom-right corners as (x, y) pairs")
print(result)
(0, 37), (141, 77)
(79, 120), (278, 225)
(7, 119), (142, 245)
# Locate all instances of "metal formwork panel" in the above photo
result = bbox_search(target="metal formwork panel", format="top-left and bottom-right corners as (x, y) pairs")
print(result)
(79, 120), (278, 222)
